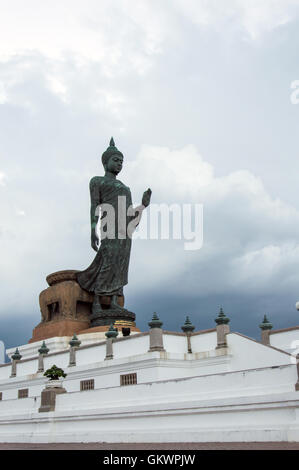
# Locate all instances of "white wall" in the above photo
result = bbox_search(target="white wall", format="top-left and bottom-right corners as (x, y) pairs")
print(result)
(0, 364), (298, 443)
(75, 343), (106, 366)
(0, 364), (11, 381)
(162, 334), (187, 353)
(56, 364), (297, 408)
(227, 333), (293, 371)
(190, 331), (217, 352)
(270, 330), (299, 354)
(113, 335), (149, 358)
(0, 396), (38, 416)
(0, 331), (295, 403)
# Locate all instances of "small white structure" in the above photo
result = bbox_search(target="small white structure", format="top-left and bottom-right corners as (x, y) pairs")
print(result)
(0, 341), (4, 365)
(1, 311), (299, 444)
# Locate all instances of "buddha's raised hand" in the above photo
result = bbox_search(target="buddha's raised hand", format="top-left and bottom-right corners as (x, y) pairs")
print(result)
(142, 188), (152, 208)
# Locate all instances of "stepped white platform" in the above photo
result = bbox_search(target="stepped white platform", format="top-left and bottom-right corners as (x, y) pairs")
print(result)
(1, 324), (299, 443)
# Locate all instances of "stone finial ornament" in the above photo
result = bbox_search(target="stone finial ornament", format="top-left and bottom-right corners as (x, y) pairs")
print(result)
(148, 312), (163, 329)
(68, 334), (81, 367)
(37, 341), (49, 373)
(69, 334), (81, 348)
(215, 307), (230, 325)
(105, 324), (119, 339)
(38, 341), (49, 355)
(259, 315), (273, 331)
(215, 307), (230, 349)
(181, 316), (195, 334)
(105, 324), (119, 360)
(181, 316), (195, 354)
(10, 348), (22, 378)
(11, 348), (22, 361)
(259, 314), (273, 345)
(148, 313), (165, 352)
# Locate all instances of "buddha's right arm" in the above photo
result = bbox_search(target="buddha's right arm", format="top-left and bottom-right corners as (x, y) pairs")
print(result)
(90, 208), (99, 231)
(89, 177), (101, 250)
(89, 177), (101, 229)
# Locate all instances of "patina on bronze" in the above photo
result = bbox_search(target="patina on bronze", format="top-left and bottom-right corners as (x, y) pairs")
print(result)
(77, 138), (151, 327)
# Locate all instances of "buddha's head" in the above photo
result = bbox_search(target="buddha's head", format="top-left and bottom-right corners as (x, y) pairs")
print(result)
(102, 137), (123, 175)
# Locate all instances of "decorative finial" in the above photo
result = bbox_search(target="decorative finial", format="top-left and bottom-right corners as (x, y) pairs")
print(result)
(11, 348), (22, 361)
(69, 334), (81, 348)
(110, 137), (115, 147)
(105, 323), (119, 339)
(148, 312), (163, 329)
(259, 315), (273, 331)
(215, 307), (230, 325)
(38, 341), (49, 355)
(181, 316), (195, 333)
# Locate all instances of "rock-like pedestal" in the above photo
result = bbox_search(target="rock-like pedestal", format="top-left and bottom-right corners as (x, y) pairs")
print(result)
(90, 310), (136, 327)
(30, 270), (92, 343)
(29, 270), (137, 343)
(39, 381), (66, 413)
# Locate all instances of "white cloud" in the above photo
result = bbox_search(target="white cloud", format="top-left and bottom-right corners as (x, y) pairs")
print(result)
(124, 145), (299, 297)
(0, 82), (7, 104)
(124, 144), (214, 201)
(0, 0), (171, 77)
(16, 209), (26, 217)
(0, 172), (7, 186)
(174, 0), (299, 39)
(1, 0), (296, 83)
(236, 0), (298, 39)
(46, 75), (68, 103)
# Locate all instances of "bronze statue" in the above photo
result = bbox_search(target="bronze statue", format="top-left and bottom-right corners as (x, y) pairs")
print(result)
(77, 138), (151, 326)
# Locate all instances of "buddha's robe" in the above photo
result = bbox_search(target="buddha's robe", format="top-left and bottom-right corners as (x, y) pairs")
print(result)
(77, 176), (135, 296)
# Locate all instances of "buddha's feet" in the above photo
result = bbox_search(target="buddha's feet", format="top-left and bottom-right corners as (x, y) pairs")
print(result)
(90, 294), (135, 327)
(110, 295), (126, 311)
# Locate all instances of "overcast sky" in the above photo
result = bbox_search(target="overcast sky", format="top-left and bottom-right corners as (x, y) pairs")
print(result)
(1, 0), (299, 350)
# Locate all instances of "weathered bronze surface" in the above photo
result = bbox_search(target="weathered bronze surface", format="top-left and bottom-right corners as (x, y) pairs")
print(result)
(77, 138), (151, 326)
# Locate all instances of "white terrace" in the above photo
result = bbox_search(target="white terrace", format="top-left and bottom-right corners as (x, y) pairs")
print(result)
(0, 316), (299, 443)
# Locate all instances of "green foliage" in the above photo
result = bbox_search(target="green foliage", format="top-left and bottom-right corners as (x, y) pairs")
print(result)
(43, 364), (67, 381)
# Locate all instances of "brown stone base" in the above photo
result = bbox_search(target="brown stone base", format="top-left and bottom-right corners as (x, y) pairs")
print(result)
(29, 319), (90, 343)
(29, 270), (140, 343)
(39, 387), (66, 412)
(29, 319), (141, 343)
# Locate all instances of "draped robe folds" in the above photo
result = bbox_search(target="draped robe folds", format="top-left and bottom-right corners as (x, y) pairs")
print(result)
(77, 176), (137, 296)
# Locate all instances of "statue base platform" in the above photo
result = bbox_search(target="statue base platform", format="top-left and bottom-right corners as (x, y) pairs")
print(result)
(29, 270), (137, 343)
(29, 319), (90, 343)
(90, 308), (136, 328)
(78, 324), (140, 334)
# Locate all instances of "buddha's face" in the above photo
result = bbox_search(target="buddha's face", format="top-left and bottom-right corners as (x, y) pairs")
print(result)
(106, 154), (123, 175)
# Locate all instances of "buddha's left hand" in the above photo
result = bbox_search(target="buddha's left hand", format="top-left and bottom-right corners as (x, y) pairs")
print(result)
(142, 188), (152, 208)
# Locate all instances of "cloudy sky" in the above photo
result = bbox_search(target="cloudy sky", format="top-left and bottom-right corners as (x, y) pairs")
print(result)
(1, 0), (299, 351)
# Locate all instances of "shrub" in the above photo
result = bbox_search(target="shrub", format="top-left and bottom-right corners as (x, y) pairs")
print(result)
(43, 365), (67, 381)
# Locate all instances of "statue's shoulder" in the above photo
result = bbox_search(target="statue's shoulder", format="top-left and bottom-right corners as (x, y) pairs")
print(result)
(89, 176), (104, 189)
